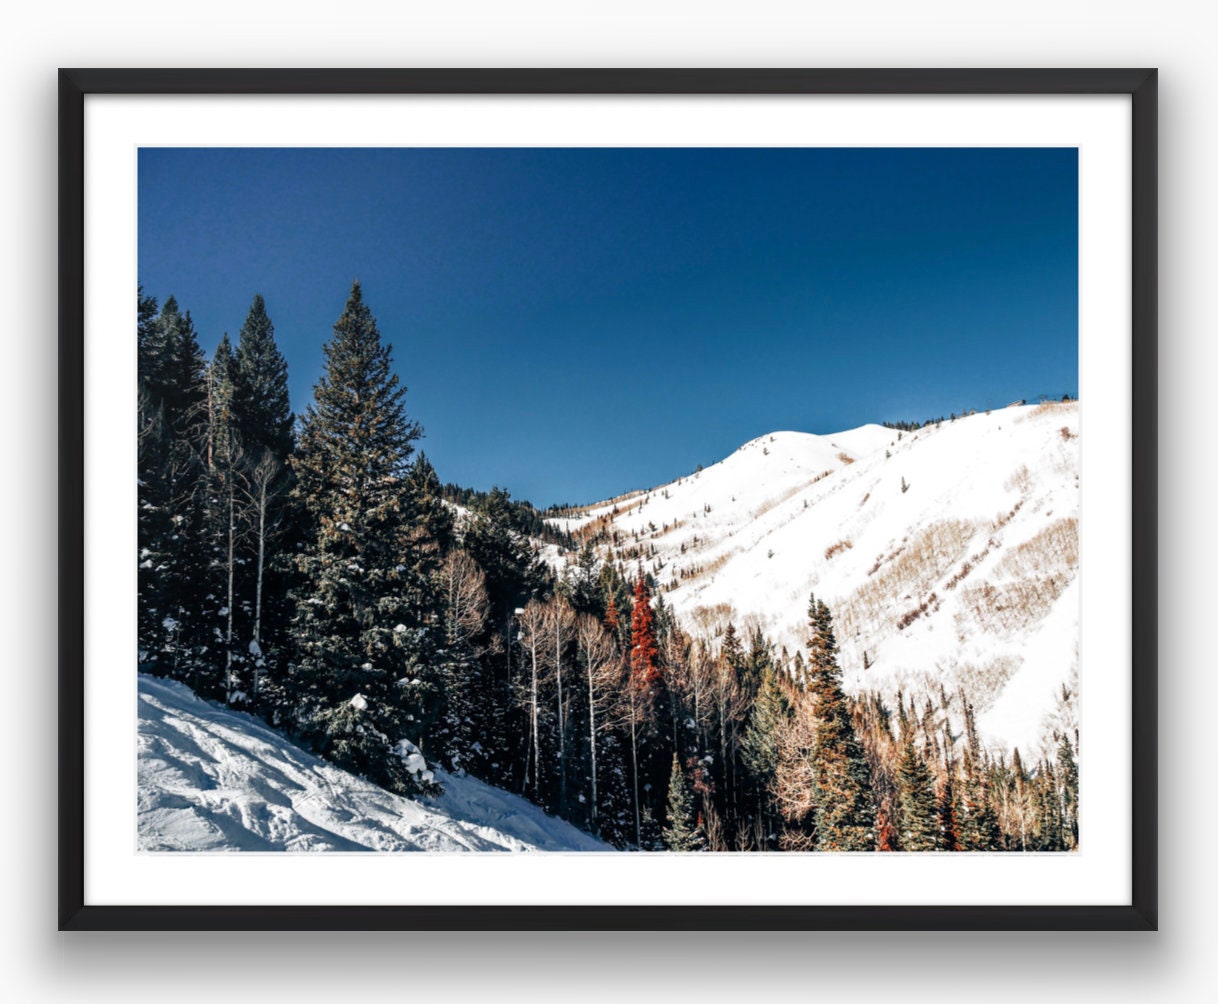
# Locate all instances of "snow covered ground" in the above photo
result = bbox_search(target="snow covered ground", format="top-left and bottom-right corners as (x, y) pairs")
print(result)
(138, 673), (610, 852)
(547, 403), (1079, 755)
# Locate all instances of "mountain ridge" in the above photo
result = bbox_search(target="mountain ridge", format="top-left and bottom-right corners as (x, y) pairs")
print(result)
(544, 403), (1079, 756)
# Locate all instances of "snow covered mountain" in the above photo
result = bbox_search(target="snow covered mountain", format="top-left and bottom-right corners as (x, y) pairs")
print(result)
(138, 673), (611, 852)
(547, 402), (1079, 755)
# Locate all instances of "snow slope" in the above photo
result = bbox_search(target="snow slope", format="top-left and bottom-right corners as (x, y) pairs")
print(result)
(138, 673), (610, 852)
(548, 403), (1079, 755)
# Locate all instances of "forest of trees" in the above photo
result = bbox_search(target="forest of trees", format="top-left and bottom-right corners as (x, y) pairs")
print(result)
(137, 280), (1079, 852)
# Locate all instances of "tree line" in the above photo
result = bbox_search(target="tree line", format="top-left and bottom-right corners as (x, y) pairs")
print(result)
(137, 280), (1079, 851)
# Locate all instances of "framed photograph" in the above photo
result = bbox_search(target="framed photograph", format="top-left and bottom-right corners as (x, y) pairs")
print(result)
(59, 68), (1157, 931)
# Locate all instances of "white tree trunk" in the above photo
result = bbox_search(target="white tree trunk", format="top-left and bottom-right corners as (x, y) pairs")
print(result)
(224, 487), (235, 703)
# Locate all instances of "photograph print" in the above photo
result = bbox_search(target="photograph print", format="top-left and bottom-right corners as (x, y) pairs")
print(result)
(135, 147), (1080, 854)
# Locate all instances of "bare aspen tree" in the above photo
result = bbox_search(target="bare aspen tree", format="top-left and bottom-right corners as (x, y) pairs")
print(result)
(241, 449), (283, 696)
(659, 625), (692, 750)
(219, 441), (246, 703)
(710, 644), (747, 815)
(439, 550), (490, 648)
(516, 600), (549, 801)
(773, 690), (819, 850)
(576, 613), (623, 831)
(548, 596), (576, 813)
(702, 797), (727, 852)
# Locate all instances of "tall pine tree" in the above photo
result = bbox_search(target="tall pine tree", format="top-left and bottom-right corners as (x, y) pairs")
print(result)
(896, 739), (940, 851)
(137, 293), (212, 690)
(233, 294), (294, 459)
(806, 596), (877, 850)
(289, 281), (441, 794)
(230, 295), (296, 708)
(662, 754), (704, 851)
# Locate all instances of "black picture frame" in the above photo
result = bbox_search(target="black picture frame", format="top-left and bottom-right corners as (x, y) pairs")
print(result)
(58, 67), (1157, 932)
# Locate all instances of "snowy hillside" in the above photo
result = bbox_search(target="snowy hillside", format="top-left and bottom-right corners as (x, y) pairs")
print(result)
(548, 403), (1079, 754)
(138, 674), (610, 852)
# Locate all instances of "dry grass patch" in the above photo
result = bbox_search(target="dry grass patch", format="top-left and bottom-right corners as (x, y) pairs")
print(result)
(571, 496), (645, 544)
(753, 483), (807, 519)
(958, 517), (1078, 634)
(995, 517), (1078, 579)
(682, 550), (734, 585)
(991, 498), (1025, 532)
(824, 539), (853, 561)
(837, 519), (977, 640)
(1029, 399), (1079, 420)
(556, 489), (645, 519)
(897, 592), (939, 631)
(837, 451), (855, 465)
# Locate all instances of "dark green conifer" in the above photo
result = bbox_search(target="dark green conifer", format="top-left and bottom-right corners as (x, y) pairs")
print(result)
(806, 596), (877, 850)
(233, 294), (294, 460)
(1058, 733), (1079, 850)
(662, 754), (703, 851)
(740, 663), (790, 842)
(896, 739), (939, 851)
(289, 281), (441, 794)
(137, 293), (212, 689)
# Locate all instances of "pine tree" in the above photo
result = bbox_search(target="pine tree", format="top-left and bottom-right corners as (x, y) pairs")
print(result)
(1058, 733), (1079, 850)
(407, 453), (455, 557)
(205, 333), (248, 702)
(566, 541), (603, 615)
(233, 294), (294, 460)
(465, 488), (547, 670)
(137, 294), (212, 689)
(629, 569), (659, 688)
(720, 622), (743, 681)
(740, 625), (772, 703)
(806, 596), (877, 850)
(937, 769), (961, 851)
(740, 663), (790, 845)
(604, 593), (621, 639)
(1034, 761), (1064, 851)
(896, 739), (939, 851)
(288, 281), (441, 794)
(229, 294), (297, 709)
(662, 754), (704, 851)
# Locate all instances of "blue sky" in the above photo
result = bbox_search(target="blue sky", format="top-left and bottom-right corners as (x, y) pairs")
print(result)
(138, 147), (1077, 508)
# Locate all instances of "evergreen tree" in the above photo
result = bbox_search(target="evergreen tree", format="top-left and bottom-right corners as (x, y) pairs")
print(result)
(227, 294), (296, 709)
(1058, 733), (1079, 850)
(806, 596), (877, 850)
(1034, 762), (1064, 851)
(566, 541), (603, 615)
(137, 294), (212, 689)
(407, 452), (455, 557)
(137, 285), (159, 367)
(720, 622), (743, 683)
(937, 770), (961, 851)
(896, 739), (939, 851)
(233, 294), (294, 459)
(740, 625), (772, 703)
(629, 569), (659, 688)
(288, 281), (441, 794)
(463, 485), (549, 783)
(662, 754), (704, 851)
(205, 333), (248, 702)
(740, 663), (790, 844)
